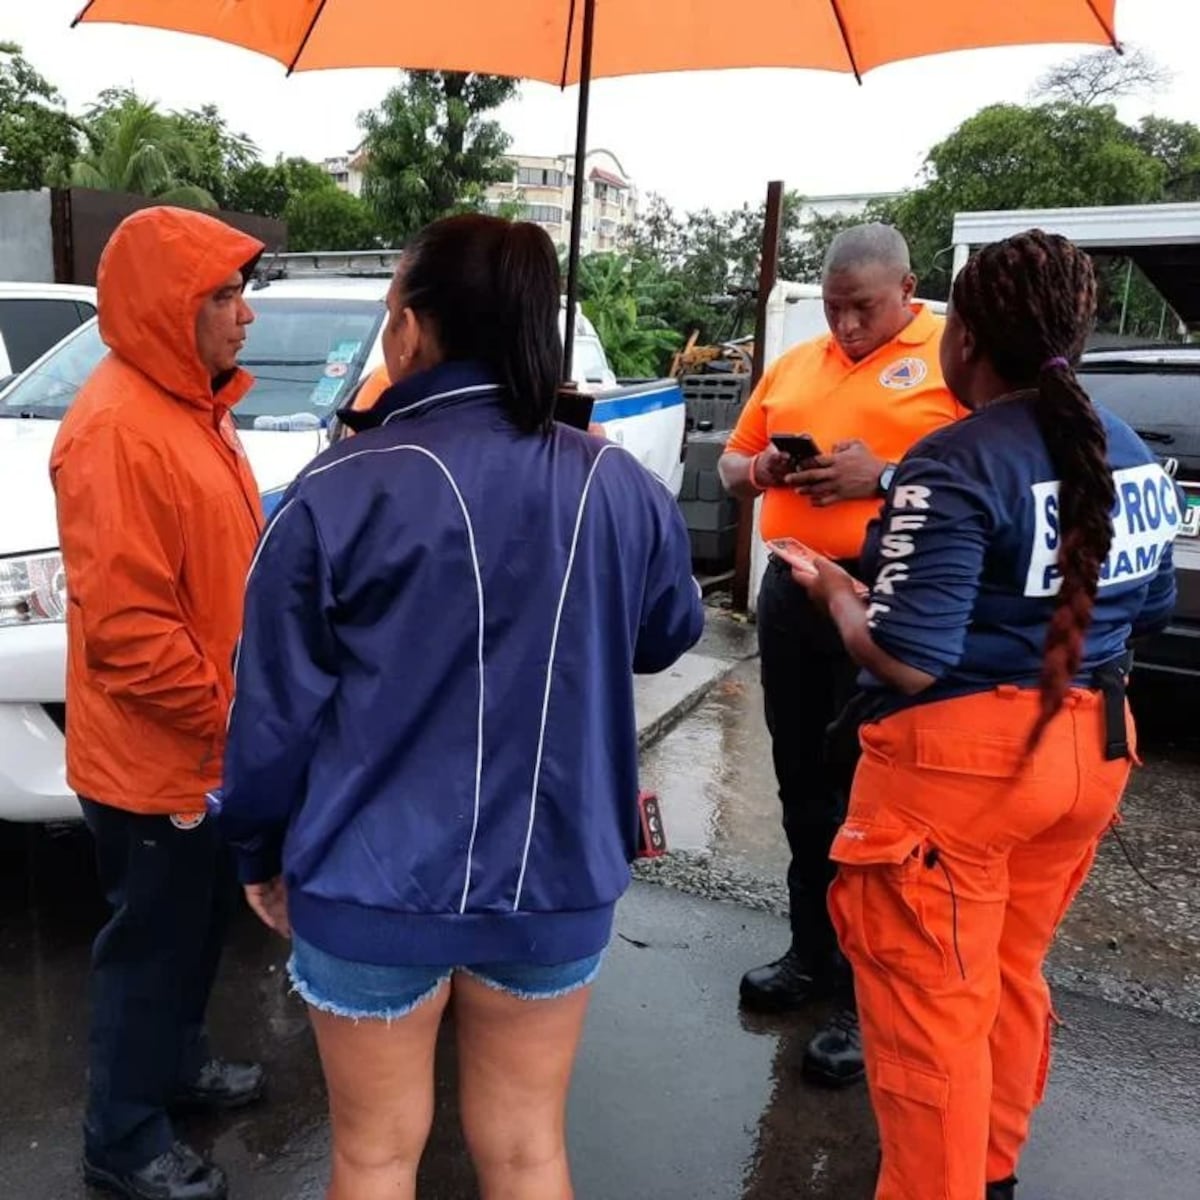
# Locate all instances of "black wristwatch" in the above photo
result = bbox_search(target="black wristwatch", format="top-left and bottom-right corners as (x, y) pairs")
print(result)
(877, 462), (898, 496)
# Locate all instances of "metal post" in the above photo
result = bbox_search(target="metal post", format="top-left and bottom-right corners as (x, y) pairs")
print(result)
(562, 0), (597, 384)
(732, 180), (785, 613)
(1118, 258), (1134, 336)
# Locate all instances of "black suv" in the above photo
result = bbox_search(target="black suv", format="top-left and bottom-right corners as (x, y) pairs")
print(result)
(1078, 346), (1200, 679)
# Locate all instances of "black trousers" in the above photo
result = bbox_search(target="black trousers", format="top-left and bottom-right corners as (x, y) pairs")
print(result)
(757, 557), (861, 991)
(80, 799), (238, 1171)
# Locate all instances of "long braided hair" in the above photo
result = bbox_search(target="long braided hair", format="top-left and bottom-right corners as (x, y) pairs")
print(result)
(952, 231), (1115, 751)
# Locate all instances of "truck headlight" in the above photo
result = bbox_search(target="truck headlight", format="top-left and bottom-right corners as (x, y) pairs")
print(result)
(0, 552), (68, 626)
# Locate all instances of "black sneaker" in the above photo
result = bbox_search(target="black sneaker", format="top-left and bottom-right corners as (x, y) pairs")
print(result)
(83, 1141), (228, 1200)
(739, 948), (832, 1012)
(986, 1178), (1018, 1200)
(802, 1006), (865, 1087)
(172, 1058), (265, 1113)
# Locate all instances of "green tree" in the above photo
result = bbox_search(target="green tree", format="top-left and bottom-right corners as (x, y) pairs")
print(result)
(575, 253), (682, 377)
(1130, 116), (1200, 201)
(0, 43), (79, 190)
(228, 156), (337, 218)
(284, 188), (379, 252)
(878, 102), (1167, 299)
(358, 71), (516, 243)
(168, 104), (258, 208)
(72, 92), (216, 207)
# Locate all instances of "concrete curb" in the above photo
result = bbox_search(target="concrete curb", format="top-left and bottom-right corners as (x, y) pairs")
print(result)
(636, 661), (738, 752)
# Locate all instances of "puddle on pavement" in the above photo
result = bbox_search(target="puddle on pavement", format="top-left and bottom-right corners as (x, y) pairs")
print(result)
(640, 659), (789, 879)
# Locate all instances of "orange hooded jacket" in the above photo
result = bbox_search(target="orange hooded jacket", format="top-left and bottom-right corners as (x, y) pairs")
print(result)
(50, 207), (266, 815)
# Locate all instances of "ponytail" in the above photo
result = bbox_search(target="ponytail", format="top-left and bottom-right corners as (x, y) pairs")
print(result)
(952, 230), (1114, 751)
(1025, 360), (1115, 751)
(496, 221), (562, 434)
(398, 214), (562, 435)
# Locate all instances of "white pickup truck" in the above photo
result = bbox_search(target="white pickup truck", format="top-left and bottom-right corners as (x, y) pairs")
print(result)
(0, 262), (686, 822)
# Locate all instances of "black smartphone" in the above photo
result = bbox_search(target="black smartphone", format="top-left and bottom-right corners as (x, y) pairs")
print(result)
(771, 432), (822, 466)
(554, 385), (595, 431)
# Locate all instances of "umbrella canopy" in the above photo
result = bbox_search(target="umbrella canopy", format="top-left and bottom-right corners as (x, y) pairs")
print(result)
(74, 0), (1120, 380)
(75, 1), (1117, 84)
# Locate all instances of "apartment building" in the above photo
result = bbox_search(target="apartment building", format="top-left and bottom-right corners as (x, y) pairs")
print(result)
(486, 148), (638, 254)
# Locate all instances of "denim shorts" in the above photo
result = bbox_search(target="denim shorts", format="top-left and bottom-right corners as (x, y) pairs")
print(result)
(288, 933), (605, 1021)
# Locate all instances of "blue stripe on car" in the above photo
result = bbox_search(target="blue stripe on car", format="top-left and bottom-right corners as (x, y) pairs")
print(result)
(591, 385), (683, 424)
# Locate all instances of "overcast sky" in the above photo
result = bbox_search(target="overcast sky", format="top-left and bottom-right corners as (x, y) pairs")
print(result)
(9, 1), (1200, 213)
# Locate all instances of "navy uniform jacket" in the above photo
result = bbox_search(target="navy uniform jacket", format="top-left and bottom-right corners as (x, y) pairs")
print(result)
(860, 393), (1179, 714)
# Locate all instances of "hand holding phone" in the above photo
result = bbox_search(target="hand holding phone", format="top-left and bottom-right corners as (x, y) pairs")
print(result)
(770, 432), (822, 468)
(768, 537), (870, 599)
(768, 537), (819, 576)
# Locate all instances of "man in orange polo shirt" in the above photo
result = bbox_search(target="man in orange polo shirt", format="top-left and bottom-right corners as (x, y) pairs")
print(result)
(719, 224), (963, 1087)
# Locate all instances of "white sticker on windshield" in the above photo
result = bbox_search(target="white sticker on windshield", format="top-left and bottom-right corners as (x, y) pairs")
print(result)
(311, 376), (346, 409)
(327, 341), (361, 365)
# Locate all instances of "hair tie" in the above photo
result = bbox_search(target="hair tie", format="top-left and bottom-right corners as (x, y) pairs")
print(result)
(1041, 356), (1070, 372)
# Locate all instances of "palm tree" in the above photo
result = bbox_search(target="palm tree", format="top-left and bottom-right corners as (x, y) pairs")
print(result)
(70, 95), (216, 208)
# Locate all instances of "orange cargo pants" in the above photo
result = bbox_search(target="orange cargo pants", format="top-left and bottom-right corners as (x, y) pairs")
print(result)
(828, 686), (1134, 1200)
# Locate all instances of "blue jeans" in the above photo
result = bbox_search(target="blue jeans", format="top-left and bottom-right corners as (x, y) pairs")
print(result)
(289, 933), (604, 1021)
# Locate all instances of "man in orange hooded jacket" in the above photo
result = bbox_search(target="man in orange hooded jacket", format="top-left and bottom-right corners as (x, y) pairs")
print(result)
(50, 207), (267, 1200)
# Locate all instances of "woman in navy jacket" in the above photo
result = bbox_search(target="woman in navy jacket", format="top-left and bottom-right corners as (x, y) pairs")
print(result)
(218, 215), (703, 1200)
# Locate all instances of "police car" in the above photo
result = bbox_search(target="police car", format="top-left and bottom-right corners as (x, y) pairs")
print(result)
(0, 266), (686, 822)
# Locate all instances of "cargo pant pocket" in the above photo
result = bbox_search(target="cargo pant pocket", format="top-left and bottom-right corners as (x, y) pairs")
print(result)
(829, 815), (951, 989)
(873, 1052), (951, 1199)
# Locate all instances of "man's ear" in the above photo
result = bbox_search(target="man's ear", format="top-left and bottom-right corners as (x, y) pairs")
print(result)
(900, 272), (917, 304)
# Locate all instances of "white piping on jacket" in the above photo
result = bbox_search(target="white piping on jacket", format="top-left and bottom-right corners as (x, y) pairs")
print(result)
(235, 444), (487, 914)
(381, 383), (500, 423)
(513, 443), (618, 910)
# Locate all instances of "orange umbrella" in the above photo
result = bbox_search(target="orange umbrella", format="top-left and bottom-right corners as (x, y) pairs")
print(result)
(74, 0), (1120, 375)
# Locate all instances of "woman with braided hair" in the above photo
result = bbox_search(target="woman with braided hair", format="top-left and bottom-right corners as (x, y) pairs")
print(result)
(784, 230), (1180, 1200)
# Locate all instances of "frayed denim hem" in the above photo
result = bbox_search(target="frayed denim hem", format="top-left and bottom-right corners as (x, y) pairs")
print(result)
(287, 955), (451, 1023)
(459, 959), (603, 1001)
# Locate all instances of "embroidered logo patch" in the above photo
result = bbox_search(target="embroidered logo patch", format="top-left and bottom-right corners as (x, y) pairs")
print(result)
(879, 357), (928, 390)
(170, 812), (207, 831)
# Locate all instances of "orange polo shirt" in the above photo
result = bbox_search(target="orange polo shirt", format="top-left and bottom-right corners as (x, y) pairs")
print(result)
(725, 305), (964, 560)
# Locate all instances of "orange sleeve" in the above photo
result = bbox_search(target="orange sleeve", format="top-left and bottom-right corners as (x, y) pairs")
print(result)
(54, 423), (227, 740)
(724, 359), (779, 457)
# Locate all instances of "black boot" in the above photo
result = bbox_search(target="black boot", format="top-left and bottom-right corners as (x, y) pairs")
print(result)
(740, 947), (833, 1012)
(171, 1058), (265, 1113)
(83, 1141), (228, 1200)
(986, 1178), (1017, 1200)
(802, 1005), (864, 1087)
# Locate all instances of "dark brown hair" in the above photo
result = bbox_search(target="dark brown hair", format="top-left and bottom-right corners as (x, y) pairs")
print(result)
(400, 214), (562, 434)
(952, 230), (1114, 750)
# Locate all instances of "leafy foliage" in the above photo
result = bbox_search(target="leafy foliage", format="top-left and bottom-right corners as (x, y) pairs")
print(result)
(359, 71), (517, 243)
(0, 43), (79, 191)
(285, 188), (379, 252)
(72, 91), (217, 208)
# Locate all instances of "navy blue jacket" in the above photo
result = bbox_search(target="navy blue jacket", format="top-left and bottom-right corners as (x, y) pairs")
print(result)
(860, 394), (1179, 714)
(219, 362), (704, 966)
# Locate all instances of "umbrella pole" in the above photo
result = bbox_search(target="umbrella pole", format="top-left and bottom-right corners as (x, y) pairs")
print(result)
(562, 0), (597, 384)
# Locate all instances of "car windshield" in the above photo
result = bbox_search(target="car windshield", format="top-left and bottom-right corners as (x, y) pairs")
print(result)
(0, 297), (384, 428)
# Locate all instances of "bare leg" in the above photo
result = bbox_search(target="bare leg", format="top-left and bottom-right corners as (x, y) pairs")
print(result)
(454, 973), (592, 1200)
(308, 982), (451, 1200)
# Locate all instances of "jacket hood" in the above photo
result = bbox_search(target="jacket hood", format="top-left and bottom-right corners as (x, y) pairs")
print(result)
(97, 206), (265, 410)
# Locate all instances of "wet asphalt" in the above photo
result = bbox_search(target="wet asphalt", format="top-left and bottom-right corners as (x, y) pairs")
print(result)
(2, 622), (1198, 1198)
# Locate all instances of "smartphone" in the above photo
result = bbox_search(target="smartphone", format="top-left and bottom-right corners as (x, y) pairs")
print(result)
(554, 385), (595, 431)
(767, 537), (818, 575)
(771, 432), (822, 466)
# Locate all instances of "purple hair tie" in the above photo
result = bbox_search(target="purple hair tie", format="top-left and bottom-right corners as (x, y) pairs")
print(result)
(1042, 356), (1071, 371)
